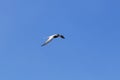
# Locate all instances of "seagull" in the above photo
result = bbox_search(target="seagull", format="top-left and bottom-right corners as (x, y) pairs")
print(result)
(41, 34), (65, 46)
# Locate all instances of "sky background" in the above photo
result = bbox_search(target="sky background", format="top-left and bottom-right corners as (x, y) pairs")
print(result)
(0, 0), (120, 80)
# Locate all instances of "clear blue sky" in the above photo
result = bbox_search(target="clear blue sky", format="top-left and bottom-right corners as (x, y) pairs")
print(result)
(0, 0), (120, 80)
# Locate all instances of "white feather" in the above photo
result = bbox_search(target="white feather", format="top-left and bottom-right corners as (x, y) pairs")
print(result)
(41, 34), (65, 46)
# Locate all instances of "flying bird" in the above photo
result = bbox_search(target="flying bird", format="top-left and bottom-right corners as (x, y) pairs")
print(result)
(41, 34), (65, 46)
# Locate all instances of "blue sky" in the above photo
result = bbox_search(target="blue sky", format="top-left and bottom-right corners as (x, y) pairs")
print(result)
(0, 0), (120, 80)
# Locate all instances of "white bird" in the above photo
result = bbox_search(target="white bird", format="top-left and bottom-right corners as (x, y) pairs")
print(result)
(41, 34), (65, 46)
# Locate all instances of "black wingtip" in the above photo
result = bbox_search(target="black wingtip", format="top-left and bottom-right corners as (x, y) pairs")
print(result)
(60, 35), (65, 39)
(41, 44), (45, 47)
(41, 45), (45, 47)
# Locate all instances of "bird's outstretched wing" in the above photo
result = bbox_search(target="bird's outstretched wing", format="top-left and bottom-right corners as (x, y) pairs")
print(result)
(41, 36), (54, 46)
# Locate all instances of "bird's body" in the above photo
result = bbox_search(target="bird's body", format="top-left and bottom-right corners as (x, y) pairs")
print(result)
(41, 34), (65, 46)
